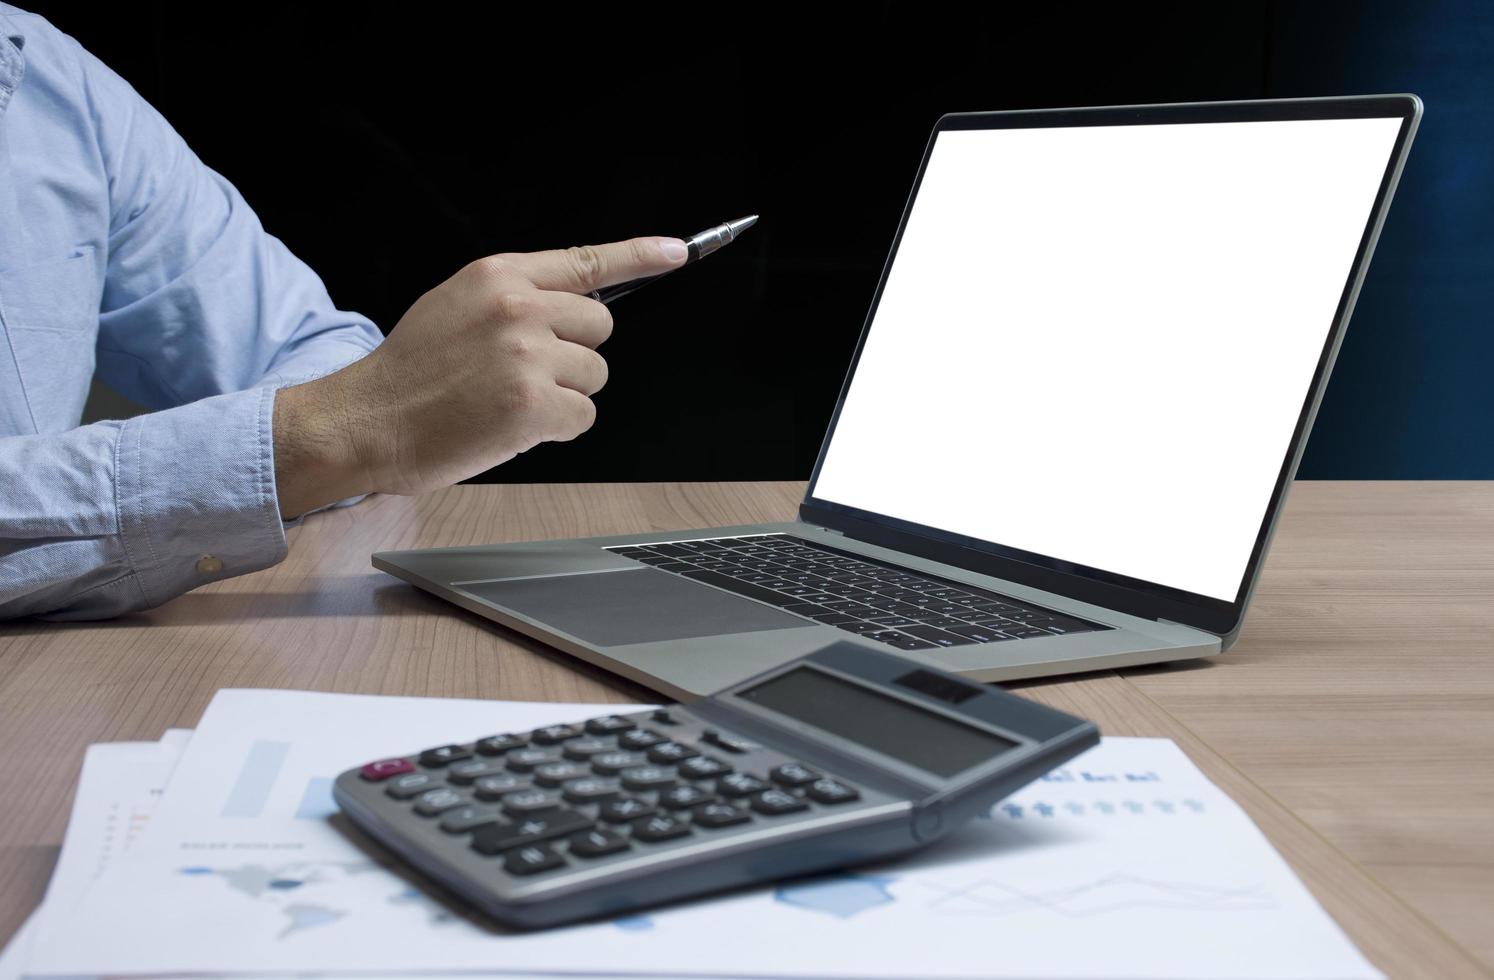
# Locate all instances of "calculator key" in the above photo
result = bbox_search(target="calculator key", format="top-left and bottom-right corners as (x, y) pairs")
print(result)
(620, 766), (677, 792)
(445, 759), (510, 785)
(651, 708), (678, 724)
(751, 788), (810, 816)
(531, 724), (584, 745)
(474, 733), (528, 756)
(413, 788), (468, 816)
(384, 772), (444, 799)
(505, 748), (558, 773)
(503, 844), (567, 875)
(658, 785), (714, 809)
(599, 797), (655, 823)
(584, 715), (637, 736)
(533, 761), (590, 787)
(617, 729), (668, 750)
(360, 758), (415, 781)
(567, 827), (631, 858)
(716, 772), (770, 797)
(472, 774), (528, 800)
(472, 810), (593, 854)
(590, 751), (645, 775)
(499, 789), (564, 816)
(438, 805), (501, 834)
(806, 778), (861, 805)
(692, 802), (752, 829)
(678, 755), (733, 780)
(561, 737), (614, 761)
(631, 813), (691, 842)
(770, 763), (820, 787)
(561, 777), (622, 805)
(646, 742), (699, 765)
(418, 744), (473, 768)
(700, 729), (758, 753)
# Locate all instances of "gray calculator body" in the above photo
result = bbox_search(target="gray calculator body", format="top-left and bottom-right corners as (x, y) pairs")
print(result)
(334, 642), (1098, 929)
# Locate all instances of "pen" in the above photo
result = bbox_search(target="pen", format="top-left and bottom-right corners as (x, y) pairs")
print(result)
(589, 215), (758, 305)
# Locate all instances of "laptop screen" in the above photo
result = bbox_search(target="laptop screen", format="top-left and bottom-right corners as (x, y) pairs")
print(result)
(809, 115), (1405, 603)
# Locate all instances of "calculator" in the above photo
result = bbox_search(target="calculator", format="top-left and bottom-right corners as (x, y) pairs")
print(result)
(333, 641), (1098, 928)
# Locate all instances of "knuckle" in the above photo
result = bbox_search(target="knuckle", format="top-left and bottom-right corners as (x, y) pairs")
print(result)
(503, 374), (543, 415)
(567, 244), (604, 284)
(470, 254), (511, 282)
(492, 289), (536, 322)
(500, 328), (538, 362)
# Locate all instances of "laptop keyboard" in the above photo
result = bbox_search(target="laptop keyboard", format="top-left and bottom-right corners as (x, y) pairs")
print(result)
(602, 534), (1110, 652)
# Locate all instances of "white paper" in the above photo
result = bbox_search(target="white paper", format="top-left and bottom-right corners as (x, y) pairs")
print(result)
(27, 689), (1380, 980)
(0, 732), (192, 980)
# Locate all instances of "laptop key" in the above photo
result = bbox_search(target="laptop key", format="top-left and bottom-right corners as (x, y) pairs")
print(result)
(998, 625), (1055, 639)
(899, 625), (978, 647)
(1038, 620), (1098, 635)
(876, 634), (938, 651)
(836, 622), (885, 635)
(810, 613), (860, 625)
(781, 603), (834, 617)
(945, 624), (1013, 643)
(821, 599), (874, 613)
(680, 569), (795, 607)
(642, 544), (698, 558)
(635, 555), (679, 566)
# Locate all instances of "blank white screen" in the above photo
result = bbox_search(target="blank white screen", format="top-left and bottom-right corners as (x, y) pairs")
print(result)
(812, 117), (1403, 601)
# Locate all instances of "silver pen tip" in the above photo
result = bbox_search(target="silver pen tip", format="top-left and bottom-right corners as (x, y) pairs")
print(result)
(725, 214), (759, 239)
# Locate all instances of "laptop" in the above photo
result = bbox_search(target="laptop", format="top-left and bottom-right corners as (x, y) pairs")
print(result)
(375, 95), (1421, 700)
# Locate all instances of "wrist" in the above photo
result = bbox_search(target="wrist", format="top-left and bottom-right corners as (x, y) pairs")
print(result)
(271, 370), (374, 519)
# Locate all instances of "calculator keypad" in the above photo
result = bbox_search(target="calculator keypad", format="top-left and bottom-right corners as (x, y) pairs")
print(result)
(356, 708), (872, 883)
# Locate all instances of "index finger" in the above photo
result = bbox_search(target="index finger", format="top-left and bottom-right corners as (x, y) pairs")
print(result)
(499, 236), (689, 294)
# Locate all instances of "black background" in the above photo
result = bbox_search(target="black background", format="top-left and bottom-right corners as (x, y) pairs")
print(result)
(26, 1), (1494, 481)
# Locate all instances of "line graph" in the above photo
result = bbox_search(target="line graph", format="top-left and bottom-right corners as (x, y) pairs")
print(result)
(915, 872), (1276, 917)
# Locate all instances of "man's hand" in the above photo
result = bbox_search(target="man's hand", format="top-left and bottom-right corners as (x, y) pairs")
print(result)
(272, 236), (688, 518)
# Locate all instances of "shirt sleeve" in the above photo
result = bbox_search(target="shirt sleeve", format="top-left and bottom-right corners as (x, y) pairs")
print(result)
(0, 29), (382, 620)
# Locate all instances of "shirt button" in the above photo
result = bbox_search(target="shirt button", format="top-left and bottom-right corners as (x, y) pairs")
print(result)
(196, 555), (224, 575)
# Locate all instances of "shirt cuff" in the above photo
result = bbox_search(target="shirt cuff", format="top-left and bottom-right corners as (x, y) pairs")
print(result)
(114, 384), (286, 609)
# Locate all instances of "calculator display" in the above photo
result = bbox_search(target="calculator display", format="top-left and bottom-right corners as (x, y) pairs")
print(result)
(736, 667), (1017, 777)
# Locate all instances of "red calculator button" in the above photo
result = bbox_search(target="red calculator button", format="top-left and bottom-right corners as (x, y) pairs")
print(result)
(361, 758), (416, 781)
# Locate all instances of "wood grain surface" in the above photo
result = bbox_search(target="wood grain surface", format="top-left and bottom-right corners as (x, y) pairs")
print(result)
(0, 480), (1489, 977)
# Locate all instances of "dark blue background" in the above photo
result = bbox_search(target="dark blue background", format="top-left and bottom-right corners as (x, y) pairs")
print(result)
(1276, 1), (1494, 477)
(27, 1), (1494, 480)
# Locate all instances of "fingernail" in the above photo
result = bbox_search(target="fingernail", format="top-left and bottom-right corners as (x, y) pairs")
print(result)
(657, 238), (688, 261)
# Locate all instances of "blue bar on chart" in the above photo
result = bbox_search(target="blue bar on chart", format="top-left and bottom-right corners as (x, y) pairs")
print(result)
(221, 739), (291, 818)
(294, 777), (337, 820)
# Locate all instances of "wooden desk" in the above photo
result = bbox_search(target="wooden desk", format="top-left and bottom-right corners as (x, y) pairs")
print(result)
(1, 481), (1490, 977)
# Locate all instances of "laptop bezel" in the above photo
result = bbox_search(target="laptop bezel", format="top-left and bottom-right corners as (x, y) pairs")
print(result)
(799, 95), (1422, 639)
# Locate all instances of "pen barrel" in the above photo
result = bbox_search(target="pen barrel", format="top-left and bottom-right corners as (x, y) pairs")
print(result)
(687, 222), (735, 260)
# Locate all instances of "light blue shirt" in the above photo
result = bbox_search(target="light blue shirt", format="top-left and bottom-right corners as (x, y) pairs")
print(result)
(0, 6), (383, 620)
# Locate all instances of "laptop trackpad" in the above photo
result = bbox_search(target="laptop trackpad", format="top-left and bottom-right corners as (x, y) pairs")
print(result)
(457, 568), (811, 647)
